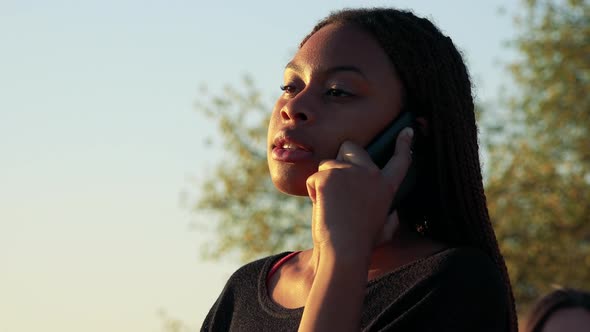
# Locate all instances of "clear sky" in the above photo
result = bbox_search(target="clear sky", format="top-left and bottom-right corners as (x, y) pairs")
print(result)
(0, 1), (520, 331)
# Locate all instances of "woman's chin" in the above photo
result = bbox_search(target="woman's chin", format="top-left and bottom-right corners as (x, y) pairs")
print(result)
(270, 174), (311, 197)
(268, 162), (317, 197)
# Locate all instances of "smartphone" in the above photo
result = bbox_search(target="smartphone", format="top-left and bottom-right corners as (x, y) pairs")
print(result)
(365, 112), (416, 213)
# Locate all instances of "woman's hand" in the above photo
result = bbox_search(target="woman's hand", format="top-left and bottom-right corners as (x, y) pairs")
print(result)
(298, 127), (414, 332)
(305, 127), (414, 258)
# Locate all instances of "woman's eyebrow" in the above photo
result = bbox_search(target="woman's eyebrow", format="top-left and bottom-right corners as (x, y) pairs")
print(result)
(285, 62), (368, 79)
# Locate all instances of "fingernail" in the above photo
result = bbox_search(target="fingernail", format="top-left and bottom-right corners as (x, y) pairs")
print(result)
(404, 127), (414, 139)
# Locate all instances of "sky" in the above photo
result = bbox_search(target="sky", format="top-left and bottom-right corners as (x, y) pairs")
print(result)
(0, 1), (521, 331)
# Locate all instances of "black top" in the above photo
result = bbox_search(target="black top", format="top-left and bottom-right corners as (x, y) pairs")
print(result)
(201, 247), (508, 331)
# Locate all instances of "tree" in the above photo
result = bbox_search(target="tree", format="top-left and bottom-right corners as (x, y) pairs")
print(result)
(484, 0), (590, 312)
(158, 309), (195, 332)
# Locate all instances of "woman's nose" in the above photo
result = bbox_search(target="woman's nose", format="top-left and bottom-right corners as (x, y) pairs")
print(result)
(280, 94), (315, 123)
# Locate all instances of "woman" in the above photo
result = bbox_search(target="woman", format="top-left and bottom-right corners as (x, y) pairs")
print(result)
(523, 288), (590, 332)
(202, 8), (517, 331)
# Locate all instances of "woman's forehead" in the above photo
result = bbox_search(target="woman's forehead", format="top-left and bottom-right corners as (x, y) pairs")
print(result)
(288, 24), (396, 79)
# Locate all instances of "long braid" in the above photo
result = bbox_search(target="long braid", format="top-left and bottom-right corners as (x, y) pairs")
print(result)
(303, 8), (518, 331)
(443, 37), (519, 327)
(439, 28), (519, 331)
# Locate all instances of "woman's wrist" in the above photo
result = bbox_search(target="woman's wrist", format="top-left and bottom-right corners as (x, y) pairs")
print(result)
(316, 239), (372, 269)
(299, 245), (370, 332)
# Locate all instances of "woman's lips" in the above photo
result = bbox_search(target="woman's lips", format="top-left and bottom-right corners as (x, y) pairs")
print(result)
(271, 146), (313, 162)
(271, 136), (313, 162)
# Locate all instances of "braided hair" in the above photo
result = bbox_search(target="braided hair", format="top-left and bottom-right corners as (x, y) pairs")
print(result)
(301, 8), (518, 331)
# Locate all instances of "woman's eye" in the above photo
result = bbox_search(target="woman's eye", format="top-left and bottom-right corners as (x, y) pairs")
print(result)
(280, 84), (297, 95)
(326, 88), (353, 97)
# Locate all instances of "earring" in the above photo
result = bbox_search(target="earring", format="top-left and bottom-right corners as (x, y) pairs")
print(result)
(415, 218), (429, 236)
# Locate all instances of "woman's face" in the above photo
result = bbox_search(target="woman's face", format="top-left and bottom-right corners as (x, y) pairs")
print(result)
(541, 307), (590, 332)
(267, 23), (404, 196)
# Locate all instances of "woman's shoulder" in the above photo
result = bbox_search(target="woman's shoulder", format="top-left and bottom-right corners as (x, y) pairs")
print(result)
(386, 246), (496, 272)
(224, 251), (294, 286)
(207, 252), (295, 313)
(414, 246), (508, 307)
(363, 246), (508, 330)
(403, 246), (503, 285)
(369, 246), (506, 301)
(434, 246), (502, 278)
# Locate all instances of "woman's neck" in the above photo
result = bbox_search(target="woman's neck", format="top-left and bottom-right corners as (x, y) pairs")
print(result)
(307, 221), (448, 281)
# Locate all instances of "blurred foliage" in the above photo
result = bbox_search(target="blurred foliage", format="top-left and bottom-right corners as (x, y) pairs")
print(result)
(191, 0), (589, 315)
(158, 309), (194, 332)
(484, 0), (590, 312)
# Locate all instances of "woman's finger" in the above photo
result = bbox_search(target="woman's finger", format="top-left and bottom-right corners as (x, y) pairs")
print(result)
(382, 127), (414, 190)
(306, 173), (318, 204)
(376, 211), (400, 245)
(306, 160), (352, 201)
(336, 140), (379, 171)
(317, 159), (353, 172)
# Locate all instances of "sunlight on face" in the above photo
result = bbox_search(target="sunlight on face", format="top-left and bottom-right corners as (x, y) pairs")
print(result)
(266, 24), (403, 196)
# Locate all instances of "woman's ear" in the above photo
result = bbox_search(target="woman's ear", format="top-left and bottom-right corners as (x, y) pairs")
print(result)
(416, 117), (429, 136)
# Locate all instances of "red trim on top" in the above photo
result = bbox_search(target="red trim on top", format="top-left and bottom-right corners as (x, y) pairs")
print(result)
(266, 251), (301, 284)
